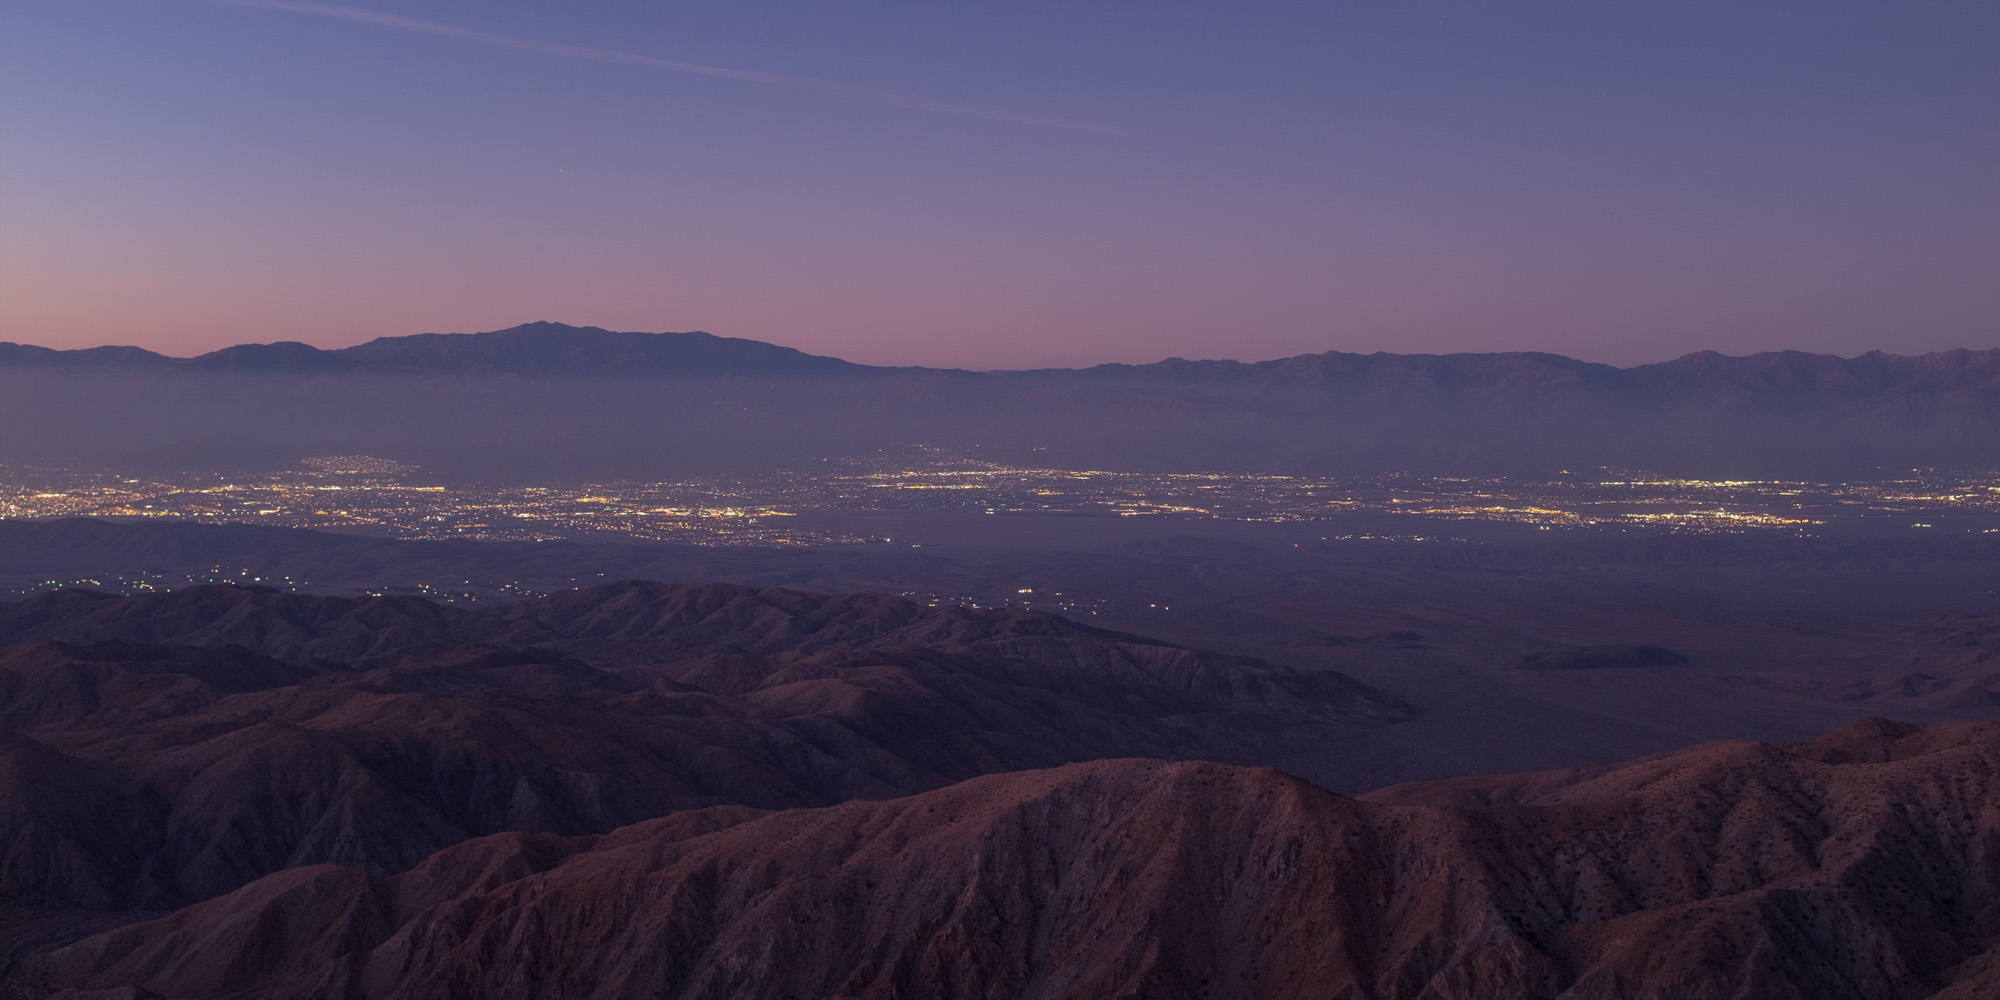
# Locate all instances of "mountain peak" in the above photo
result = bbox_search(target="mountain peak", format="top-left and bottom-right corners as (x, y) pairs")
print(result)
(184, 341), (347, 373)
(331, 323), (859, 377)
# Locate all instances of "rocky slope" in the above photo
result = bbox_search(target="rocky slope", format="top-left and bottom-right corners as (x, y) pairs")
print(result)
(24, 718), (2000, 999)
(0, 583), (1406, 912)
(1839, 614), (2000, 709)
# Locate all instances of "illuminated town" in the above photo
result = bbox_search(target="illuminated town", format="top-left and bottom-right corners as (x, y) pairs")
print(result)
(5, 452), (1999, 548)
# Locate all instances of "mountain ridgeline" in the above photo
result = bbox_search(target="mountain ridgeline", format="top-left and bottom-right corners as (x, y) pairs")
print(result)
(1, 579), (1997, 998)
(0, 580), (1408, 912)
(4, 322), (1997, 478)
(0, 323), (858, 377)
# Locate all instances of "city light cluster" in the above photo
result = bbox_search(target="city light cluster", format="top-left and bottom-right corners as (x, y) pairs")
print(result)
(3, 455), (1996, 545)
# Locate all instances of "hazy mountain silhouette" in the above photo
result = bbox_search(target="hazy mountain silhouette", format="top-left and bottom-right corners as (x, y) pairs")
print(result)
(2, 322), (857, 377)
(4, 322), (1997, 477)
(0, 341), (177, 370)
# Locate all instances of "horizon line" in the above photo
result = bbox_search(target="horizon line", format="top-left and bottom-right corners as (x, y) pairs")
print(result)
(1, 325), (1983, 372)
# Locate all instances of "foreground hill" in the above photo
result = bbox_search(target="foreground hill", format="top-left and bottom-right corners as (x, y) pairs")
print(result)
(0, 583), (1405, 911)
(5, 323), (1996, 476)
(20, 718), (1999, 999)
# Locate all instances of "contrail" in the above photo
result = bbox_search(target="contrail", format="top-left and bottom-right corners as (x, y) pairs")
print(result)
(212, 0), (1313, 165)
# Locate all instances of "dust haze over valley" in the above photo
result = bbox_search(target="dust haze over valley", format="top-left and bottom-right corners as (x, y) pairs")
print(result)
(7, 323), (2000, 481)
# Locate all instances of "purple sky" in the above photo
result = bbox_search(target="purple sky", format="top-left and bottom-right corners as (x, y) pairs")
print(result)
(1, 1), (1995, 369)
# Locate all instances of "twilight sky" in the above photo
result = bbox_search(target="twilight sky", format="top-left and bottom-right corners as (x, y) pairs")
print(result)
(1, 1), (1994, 369)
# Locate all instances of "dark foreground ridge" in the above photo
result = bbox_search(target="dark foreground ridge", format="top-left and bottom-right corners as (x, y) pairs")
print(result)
(12, 717), (1999, 999)
(0, 582), (1994, 997)
(5, 322), (1998, 476)
(0, 582), (1405, 909)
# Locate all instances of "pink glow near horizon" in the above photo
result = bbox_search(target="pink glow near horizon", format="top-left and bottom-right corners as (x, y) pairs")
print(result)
(1, 2), (1994, 368)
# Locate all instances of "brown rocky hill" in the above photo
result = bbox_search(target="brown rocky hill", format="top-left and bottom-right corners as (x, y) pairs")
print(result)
(25, 718), (1999, 999)
(508, 580), (1387, 709)
(0, 584), (1406, 912)
(0, 585), (548, 662)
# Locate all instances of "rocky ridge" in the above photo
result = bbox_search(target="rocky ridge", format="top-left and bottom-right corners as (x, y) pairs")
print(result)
(24, 718), (2000, 999)
(0, 582), (1406, 913)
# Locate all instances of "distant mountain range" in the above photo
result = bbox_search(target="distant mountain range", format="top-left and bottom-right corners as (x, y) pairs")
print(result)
(4, 320), (1995, 389)
(4, 322), (1997, 477)
(2, 322), (858, 377)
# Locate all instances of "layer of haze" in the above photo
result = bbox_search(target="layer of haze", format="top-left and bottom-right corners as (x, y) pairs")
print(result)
(1, 0), (1995, 369)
